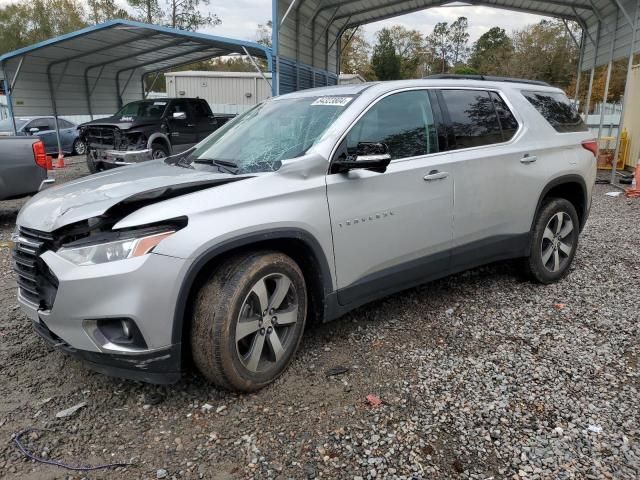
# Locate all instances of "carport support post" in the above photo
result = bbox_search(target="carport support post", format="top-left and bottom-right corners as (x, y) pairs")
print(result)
(46, 65), (64, 159)
(574, 30), (586, 105)
(1, 61), (18, 135)
(610, 0), (640, 184)
(598, 14), (617, 142)
(584, 21), (601, 117)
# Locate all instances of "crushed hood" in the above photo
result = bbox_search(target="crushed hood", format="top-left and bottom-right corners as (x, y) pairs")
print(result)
(17, 160), (243, 232)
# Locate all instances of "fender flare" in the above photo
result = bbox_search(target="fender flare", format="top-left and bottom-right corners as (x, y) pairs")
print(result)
(531, 174), (588, 232)
(147, 132), (172, 154)
(171, 228), (334, 345)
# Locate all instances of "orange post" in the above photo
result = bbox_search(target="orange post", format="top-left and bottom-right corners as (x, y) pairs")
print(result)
(54, 153), (65, 169)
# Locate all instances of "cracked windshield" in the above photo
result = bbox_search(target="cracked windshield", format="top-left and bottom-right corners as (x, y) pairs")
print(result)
(184, 95), (353, 174)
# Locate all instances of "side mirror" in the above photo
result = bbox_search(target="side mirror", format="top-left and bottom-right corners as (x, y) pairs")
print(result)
(172, 111), (187, 120)
(29, 127), (40, 134)
(332, 142), (391, 174)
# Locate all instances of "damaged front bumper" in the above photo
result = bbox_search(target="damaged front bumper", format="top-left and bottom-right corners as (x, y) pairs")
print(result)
(17, 250), (188, 384)
(90, 148), (152, 166)
(31, 318), (181, 383)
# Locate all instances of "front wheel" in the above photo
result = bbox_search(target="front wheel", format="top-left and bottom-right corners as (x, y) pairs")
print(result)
(523, 198), (580, 284)
(86, 150), (102, 174)
(151, 142), (169, 159)
(191, 251), (307, 392)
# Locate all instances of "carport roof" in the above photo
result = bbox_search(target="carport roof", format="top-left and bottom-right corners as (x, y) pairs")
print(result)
(0, 19), (272, 118)
(0, 19), (270, 69)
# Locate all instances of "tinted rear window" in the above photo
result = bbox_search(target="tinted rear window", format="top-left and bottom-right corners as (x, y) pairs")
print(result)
(489, 92), (519, 141)
(441, 89), (503, 149)
(522, 91), (587, 133)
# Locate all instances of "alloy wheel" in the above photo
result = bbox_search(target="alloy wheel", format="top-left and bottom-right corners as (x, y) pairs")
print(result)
(74, 140), (86, 155)
(540, 211), (575, 273)
(235, 273), (299, 373)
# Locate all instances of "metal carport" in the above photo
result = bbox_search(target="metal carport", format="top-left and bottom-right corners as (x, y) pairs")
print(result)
(273, 0), (640, 181)
(0, 19), (272, 157)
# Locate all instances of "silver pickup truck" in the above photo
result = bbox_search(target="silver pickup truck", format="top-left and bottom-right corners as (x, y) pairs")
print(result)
(0, 136), (52, 200)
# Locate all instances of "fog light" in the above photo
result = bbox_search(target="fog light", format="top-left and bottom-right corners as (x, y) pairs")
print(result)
(121, 318), (131, 340)
(85, 318), (148, 352)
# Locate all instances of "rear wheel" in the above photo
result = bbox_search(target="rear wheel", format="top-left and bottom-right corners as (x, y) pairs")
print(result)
(191, 251), (307, 392)
(72, 138), (86, 156)
(524, 198), (579, 284)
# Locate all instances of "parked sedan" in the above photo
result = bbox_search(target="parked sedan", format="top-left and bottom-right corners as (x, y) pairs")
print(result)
(0, 116), (85, 155)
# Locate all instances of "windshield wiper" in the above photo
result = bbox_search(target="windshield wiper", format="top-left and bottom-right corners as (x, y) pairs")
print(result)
(193, 158), (239, 174)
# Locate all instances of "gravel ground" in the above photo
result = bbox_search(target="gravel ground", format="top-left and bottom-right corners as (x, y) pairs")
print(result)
(0, 164), (638, 480)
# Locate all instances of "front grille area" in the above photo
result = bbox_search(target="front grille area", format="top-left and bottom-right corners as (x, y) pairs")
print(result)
(86, 126), (118, 150)
(13, 227), (58, 309)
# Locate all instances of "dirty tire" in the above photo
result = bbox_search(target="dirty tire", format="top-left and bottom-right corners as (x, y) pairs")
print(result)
(151, 142), (170, 159)
(523, 197), (580, 284)
(191, 251), (307, 392)
(86, 151), (100, 174)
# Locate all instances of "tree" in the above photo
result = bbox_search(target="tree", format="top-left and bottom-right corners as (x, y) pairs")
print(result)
(340, 28), (374, 79)
(371, 28), (401, 80)
(256, 20), (272, 47)
(448, 16), (470, 66)
(388, 25), (425, 78)
(87, 0), (130, 24)
(0, 0), (87, 55)
(469, 27), (513, 75)
(451, 65), (479, 75)
(508, 19), (578, 88)
(425, 22), (450, 73)
(166, 0), (221, 31)
(127, 0), (163, 24)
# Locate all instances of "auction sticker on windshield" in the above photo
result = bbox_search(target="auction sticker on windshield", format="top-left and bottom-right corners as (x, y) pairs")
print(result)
(311, 96), (353, 107)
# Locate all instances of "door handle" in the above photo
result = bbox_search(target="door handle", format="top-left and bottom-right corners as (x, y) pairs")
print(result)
(520, 154), (537, 164)
(187, 124), (195, 127)
(423, 170), (449, 181)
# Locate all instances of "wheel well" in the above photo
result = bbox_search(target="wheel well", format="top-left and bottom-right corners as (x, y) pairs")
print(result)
(539, 181), (586, 228)
(178, 238), (328, 359)
(150, 136), (170, 151)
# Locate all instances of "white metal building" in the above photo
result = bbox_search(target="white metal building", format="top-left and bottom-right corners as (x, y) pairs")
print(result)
(162, 71), (364, 114)
(164, 71), (273, 115)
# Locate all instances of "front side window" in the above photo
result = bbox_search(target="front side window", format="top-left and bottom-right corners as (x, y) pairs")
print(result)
(441, 89), (503, 149)
(192, 100), (212, 119)
(168, 100), (191, 119)
(346, 90), (438, 160)
(183, 95), (351, 174)
(522, 90), (587, 133)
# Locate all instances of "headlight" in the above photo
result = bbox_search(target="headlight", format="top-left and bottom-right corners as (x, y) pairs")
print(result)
(57, 231), (174, 266)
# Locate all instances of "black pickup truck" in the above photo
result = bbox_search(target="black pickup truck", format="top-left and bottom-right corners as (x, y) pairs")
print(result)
(78, 98), (234, 173)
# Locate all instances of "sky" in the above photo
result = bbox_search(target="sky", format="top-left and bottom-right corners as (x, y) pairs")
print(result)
(205, 2), (546, 45)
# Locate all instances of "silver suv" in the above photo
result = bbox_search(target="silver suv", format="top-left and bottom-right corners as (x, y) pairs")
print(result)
(14, 78), (597, 391)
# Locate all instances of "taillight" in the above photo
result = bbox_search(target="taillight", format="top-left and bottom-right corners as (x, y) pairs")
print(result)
(582, 140), (598, 157)
(32, 140), (50, 170)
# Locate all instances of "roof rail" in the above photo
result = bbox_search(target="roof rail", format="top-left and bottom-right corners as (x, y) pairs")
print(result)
(424, 74), (550, 87)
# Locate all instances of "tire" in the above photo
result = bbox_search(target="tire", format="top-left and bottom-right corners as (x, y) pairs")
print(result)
(523, 198), (580, 284)
(86, 150), (101, 174)
(191, 251), (307, 392)
(72, 138), (86, 156)
(151, 142), (170, 159)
